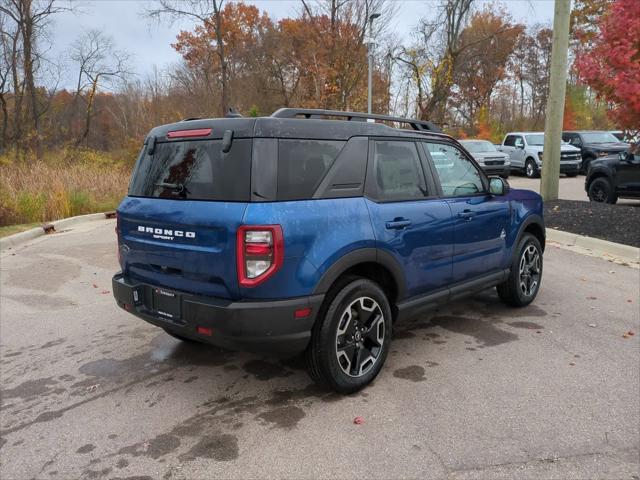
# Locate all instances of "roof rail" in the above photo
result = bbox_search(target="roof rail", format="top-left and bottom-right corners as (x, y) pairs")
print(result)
(271, 108), (441, 133)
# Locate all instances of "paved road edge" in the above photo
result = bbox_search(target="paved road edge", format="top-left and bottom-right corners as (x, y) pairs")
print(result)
(0, 212), (115, 252)
(546, 228), (640, 267)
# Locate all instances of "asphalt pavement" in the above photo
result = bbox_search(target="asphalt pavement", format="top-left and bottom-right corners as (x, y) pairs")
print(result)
(1, 219), (639, 479)
(507, 175), (640, 205)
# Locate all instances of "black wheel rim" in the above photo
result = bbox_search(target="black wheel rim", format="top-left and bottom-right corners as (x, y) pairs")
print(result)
(519, 244), (541, 297)
(592, 185), (607, 202)
(335, 297), (385, 377)
(526, 162), (534, 177)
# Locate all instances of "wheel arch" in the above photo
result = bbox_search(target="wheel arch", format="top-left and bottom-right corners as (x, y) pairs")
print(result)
(312, 248), (406, 309)
(586, 171), (611, 190)
(516, 214), (545, 253)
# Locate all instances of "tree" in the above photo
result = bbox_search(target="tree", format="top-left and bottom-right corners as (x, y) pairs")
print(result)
(450, 8), (524, 126)
(394, 0), (474, 124)
(575, 0), (640, 137)
(146, 0), (231, 116)
(71, 30), (130, 146)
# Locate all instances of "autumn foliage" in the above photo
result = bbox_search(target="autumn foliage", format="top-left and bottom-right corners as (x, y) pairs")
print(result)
(575, 0), (640, 135)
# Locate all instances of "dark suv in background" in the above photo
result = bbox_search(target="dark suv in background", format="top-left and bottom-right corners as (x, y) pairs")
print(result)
(585, 149), (640, 204)
(113, 108), (545, 393)
(562, 131), (629, 173)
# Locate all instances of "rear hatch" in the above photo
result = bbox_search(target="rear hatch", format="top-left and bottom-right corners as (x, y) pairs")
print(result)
(118, 129), (253, 299)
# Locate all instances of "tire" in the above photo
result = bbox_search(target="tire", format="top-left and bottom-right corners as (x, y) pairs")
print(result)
(164, 329), (198, 343)
(525, 158), (539, 178)
(306, 277), (392, 394)
(566, 171), (578, 178)
(497, 233), (543, 307)
(588, 177), (618, 204)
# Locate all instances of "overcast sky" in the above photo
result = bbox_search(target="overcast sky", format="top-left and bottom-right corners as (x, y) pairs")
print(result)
(48, 0), (556, 89)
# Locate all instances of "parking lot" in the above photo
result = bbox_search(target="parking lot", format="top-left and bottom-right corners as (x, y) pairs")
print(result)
(508, 175), (639, 205)
(1, 219), (639, 479)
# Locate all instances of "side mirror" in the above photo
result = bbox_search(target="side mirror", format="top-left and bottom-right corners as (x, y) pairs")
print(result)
(516, 143), (524, 150)
(489, 176), (509, 196)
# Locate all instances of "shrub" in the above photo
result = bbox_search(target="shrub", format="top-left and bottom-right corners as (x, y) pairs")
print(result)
(0, 148), (131, 226)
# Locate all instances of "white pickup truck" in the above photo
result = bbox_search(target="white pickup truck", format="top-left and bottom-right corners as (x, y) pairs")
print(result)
(499, 132), (581, 178)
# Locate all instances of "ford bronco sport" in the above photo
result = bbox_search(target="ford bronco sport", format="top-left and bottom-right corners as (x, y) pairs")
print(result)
(113, 108), (545, 393)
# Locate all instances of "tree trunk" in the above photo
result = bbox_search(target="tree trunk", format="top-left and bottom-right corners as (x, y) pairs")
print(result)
(77, 77), (99, 146)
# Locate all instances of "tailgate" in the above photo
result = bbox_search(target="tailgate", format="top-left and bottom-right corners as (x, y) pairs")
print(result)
(118, 135), (253, 299)
(119, 198), (247, 299)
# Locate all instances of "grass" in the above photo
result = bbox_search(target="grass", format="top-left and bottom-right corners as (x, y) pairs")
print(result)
(0, 223), (40, 238)
(0, 148), (131, 227)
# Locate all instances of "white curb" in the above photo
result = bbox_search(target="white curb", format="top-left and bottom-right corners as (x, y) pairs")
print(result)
(0, 212), (114, 252)
(546, 228), (640, 267)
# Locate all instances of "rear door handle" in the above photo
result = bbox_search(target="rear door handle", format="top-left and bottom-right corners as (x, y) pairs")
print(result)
(458, 210), (476, 220)
(385, 218), (412, 230)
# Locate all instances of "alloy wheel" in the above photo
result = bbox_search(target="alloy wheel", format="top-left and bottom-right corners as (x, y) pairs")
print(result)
(519, 244), (541, 297)
(335, 297), (385, 377)
(592, 185), (607, 202)
(526, 162), (535, 178)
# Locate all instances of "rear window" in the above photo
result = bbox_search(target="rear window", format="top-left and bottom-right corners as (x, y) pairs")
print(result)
(277, 139), (345, 200)
(128, 139), (251, 201)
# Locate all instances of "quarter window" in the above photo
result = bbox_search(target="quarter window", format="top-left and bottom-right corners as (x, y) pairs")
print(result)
(373, 141), (427, 201)
(424, 143), (485, 197)
(277, 139), (345, 200)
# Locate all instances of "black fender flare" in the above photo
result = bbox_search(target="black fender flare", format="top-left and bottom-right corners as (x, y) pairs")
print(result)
(312, 248), (407, 300)
(514, 214), (545, 255)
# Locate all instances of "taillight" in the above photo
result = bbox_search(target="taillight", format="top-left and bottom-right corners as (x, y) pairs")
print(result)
(237, 225), (284, 287)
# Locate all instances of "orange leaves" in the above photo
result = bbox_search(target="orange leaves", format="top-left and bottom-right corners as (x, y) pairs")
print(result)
(563, 96), (578, 130)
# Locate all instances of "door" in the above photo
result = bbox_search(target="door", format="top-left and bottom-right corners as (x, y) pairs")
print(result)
(616, 152), (640, 196)
(502, 135), (525, 169)
(365, 139), (454, 299)
(422, 142), (511, 285)
(511, 135), (526, 169)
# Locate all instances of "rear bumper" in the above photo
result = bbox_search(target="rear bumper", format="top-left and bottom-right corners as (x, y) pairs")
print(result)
(112, 273), (324, 356)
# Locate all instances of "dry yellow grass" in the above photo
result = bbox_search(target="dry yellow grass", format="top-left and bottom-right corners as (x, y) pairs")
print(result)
(0, 149), (131, 226)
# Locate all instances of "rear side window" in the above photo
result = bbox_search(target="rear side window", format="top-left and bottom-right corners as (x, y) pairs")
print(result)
(277, 140), (345, 200)
(373, 141), (427, 201)
(128, 139), (251, 201)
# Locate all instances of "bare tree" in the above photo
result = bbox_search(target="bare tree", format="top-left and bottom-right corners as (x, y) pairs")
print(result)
(145, 0), (229, 116)
(393, 0), (474, 124)
(71, 29), (131, 146)
(0, 0), (70, 151)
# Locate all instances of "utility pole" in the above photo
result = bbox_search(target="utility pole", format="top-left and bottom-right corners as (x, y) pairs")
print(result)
(367, 13), (381, 114)
(540, 0), (571, 201)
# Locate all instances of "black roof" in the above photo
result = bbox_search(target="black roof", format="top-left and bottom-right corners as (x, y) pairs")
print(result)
(146, 108), (451, 143)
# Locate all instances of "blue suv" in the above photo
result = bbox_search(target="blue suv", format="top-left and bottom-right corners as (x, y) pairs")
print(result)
(113, 108), (545, 393)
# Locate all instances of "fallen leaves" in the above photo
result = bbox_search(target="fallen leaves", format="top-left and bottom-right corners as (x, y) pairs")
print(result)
(353, 416), (365, 425)
(623, 331), (635, 339)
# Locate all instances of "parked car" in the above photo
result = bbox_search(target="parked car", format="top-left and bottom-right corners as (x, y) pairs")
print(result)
(113, 108), (545, 393)
(610, 131), (625, 142)
(458, 139), (510, 178)
(585, 149), (640, 204)
(562, 131), (629, 173)
(499, 132), (581, 178)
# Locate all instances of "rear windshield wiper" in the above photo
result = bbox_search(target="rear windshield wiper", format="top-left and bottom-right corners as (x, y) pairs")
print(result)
(155, 182), (189, 197)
